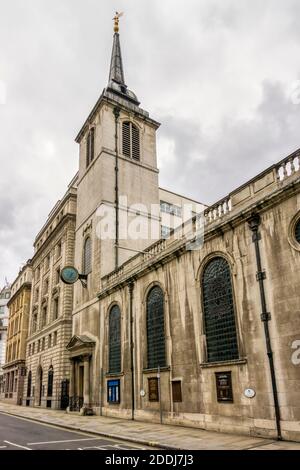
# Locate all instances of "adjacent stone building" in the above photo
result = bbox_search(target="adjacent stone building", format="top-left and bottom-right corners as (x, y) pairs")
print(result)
(24, 178), (77, 409)
(1, 262), (32, 404)
(0, 284), (11, 393)
(65, 22), (300, 443)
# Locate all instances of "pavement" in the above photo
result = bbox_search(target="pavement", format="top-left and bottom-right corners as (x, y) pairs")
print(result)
(0, 401), (300, 450)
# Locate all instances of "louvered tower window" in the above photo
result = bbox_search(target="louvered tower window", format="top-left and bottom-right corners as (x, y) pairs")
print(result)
(109, 305), (121, 374)
(295, 219), (300, 244)
(146, 286), (166, 369)
(86, 127), (95, 168)
(202, 257), (239, 363)
(122, 121), (140, 161)
(83, 237), (92, 275)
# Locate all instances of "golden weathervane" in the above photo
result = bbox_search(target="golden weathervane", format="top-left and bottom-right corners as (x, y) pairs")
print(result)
(113, 11), (123, 33)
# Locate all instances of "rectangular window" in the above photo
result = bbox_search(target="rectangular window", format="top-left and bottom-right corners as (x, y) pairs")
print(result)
(161, 226), (171, 239)
(56, 267), (60, 284)
(44, 279), (49, 295)
(107, 379), (120, 404)
(57, 242), (62, 258)
(215, 372), (233, 403)
(172, 381), (182, 403)
(48, 334), (52, 348)
(41, 307), (47, 327)
(148, 377), (159, 402)
(160, 201), (182, 217)
(32, 343), (35, 355)
(53, 298), (59, 320)
(86, 128), (95, 167)
(53, 331), (57, 346)
(37, 340), (40, 352)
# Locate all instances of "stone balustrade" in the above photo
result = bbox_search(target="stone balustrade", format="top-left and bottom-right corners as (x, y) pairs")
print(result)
(276, 151), (300, 181)
(101, 149), (300, 291)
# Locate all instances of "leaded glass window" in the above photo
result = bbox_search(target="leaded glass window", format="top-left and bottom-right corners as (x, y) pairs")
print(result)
(83, 237), (92, 274)
(202, 257), (239, 363)
(295, 219), (300, 244)
(146, 286), (166, 369)
(109, 305), (121, 374)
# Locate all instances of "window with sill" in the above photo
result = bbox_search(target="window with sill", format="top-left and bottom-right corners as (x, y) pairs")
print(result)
(109, 305), (121, 374)
(146, 286), (166, 369)
(202, 257), (239, 363)
(83, 237), (92, 275)
(86, 127), (95, 167)
(53, 297), (59, 321)
(295, 219), (300, 244)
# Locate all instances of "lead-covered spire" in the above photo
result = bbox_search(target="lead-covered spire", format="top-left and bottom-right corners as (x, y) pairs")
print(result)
(106, 12), (140, 105)
(109, 30), (125, 86)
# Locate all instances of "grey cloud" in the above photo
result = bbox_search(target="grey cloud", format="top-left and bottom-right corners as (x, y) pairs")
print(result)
(158, 80), (300, 204)
(1, 0), (300, 284)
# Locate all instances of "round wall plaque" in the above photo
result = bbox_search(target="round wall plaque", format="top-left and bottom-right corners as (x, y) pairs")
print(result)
(244, 388), (256, 398)
(140, 390), (146, 397)
(60, 266), (79, 285)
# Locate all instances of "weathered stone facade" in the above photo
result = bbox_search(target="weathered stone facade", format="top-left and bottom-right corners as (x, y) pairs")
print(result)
(1, 262), (32, 405)
(0, 285), (11, 392)
(23, 180), (77, 409)
(66, 27), (300, 442)
(96, 153), (300, 441)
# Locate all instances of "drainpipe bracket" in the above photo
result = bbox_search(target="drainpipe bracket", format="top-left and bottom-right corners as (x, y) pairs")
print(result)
(252, 232), (261, 242)
(256, 271), (266, 281)
(261, 312), (271, 322)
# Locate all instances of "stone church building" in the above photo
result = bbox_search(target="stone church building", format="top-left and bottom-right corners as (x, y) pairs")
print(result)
(23, 19), (300, 442)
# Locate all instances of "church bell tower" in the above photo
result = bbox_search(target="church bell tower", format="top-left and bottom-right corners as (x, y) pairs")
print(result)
(74, 12), (161, 283)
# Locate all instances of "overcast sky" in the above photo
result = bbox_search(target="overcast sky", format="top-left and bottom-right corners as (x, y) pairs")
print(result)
(1, 0), (300, 285)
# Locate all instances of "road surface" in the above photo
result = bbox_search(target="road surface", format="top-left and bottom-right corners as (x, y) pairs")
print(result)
(0, 412), (150, 450)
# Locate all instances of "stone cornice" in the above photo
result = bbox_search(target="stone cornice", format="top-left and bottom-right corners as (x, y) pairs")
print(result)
(7, 282), (32, 307)
(32, 213), (76, 263)
(2, 359), (25, 370)
(26, 317), (72, 343)
(75, 92), (160, 144)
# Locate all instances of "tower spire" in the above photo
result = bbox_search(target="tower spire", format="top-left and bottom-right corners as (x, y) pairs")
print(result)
(109, 12), (125, 86)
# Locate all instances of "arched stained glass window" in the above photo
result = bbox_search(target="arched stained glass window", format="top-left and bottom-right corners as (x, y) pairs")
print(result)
(295, 219), (300, 244)
(202, 257), (239, 363)
(47, 367), (54, 397)
(109, 305), (121, 374)
(27, 370), (32, 397)
(83, 237), (92, 275)
(146, 286), (166, 369)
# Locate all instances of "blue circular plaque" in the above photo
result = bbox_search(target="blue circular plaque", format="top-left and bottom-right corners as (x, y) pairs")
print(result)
(60, 266), (79, 285)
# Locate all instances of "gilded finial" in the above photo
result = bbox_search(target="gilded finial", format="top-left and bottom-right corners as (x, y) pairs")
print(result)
(113, 11), (124, 33)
